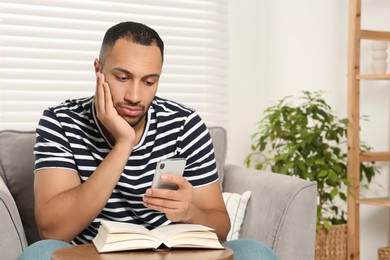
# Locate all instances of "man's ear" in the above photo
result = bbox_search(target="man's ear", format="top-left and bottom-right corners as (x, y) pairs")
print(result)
(94, 58), (100, 74)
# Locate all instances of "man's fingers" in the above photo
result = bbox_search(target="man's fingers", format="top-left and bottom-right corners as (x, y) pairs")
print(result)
(161, 174), (188, 188)
(103, 81), (114, 111)
(95, 72), (105, 114)
(143, 196), (178, 209)
(95, 72), (114, 117)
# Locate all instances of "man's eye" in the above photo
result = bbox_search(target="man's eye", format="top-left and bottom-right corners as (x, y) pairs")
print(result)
(144, 80), (155, 86)
(116, 76), (128, 82)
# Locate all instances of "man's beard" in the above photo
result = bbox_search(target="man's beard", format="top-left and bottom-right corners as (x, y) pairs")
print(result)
(115, 101), (150, 128)
(129, 111), (147, 127)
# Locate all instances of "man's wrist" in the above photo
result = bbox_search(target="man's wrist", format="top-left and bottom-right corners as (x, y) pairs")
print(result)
(177, 204), (194, 223)
(112, 139), (134, 156)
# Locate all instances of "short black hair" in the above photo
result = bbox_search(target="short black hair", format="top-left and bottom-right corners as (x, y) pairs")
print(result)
(99, 21), (164, 67)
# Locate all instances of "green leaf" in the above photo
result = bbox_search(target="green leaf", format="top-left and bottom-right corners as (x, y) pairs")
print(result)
(318, 170), (328, 178)
(329, 171), (338, 183)
(339, 192), (347, 201)
(330, 188), (338, 199)
(323, 220), (332, 230)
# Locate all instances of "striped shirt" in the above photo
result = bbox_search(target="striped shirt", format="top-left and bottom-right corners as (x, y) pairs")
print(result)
(34, 96), (219, 244)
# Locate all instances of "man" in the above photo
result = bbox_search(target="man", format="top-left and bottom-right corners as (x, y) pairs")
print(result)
(20, 21), (277, 260)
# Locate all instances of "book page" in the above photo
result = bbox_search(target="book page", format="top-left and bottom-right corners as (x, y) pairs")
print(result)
(150, 224), (213, 239)
(165, 237), (224, 249)
(101, 220), (150, 234)
(93, 233), (161, 252)
(103, 233), (161, 244)
(150, 224), (223, 249)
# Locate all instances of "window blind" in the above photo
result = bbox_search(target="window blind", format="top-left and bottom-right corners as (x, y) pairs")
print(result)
(0, 0), (228, 130)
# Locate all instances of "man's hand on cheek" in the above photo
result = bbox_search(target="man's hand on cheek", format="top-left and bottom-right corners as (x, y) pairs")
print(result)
(94, 72), (135, 146)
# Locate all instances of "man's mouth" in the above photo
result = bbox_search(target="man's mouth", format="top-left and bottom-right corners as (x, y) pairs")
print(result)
(117, 105), (144, 117)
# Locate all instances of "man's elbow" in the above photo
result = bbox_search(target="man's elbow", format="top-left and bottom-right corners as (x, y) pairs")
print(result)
(38, 226), (74, 243)
(218, 212), (231, 242)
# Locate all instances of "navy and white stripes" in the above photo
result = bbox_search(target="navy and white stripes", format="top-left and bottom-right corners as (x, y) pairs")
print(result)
(34, 96), (219, 244)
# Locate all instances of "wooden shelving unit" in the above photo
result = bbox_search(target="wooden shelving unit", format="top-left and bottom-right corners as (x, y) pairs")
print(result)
(357, 198), (390, 207)
(357, 74), (390, 80)
(347, 0), (390, 259)
(360, 152), (390, 162)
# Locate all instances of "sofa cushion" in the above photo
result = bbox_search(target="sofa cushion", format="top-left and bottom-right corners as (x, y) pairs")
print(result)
(223, 191), (252, 241)
(0, 130), (40, 245)
(208, 126), (227, 186)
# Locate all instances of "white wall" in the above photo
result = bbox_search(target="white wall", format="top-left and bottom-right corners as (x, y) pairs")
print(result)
(227, 0), (390, 259)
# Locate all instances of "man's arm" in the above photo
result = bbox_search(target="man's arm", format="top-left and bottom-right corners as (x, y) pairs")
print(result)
(143, 174), (230, 242)
(34, 139), (133, 242)
(35, 72), (135, 242)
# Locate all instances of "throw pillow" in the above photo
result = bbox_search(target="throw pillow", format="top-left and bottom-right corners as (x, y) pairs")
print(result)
(222, 191), (252, 241)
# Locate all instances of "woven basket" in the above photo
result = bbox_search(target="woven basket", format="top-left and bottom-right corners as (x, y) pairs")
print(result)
(315, 224), (347, 260)
(378, 247), (390, 260)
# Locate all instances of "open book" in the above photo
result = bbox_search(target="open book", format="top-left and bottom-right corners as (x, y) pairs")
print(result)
(92, 220), (224, 253)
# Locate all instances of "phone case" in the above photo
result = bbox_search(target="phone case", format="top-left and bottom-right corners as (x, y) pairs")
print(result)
(151, 158), (186, 190)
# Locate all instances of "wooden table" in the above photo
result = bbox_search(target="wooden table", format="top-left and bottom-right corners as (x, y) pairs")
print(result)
(51, 244), (234, 260)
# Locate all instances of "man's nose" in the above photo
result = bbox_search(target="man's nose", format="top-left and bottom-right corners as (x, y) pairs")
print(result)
(124, 82), (141, 103)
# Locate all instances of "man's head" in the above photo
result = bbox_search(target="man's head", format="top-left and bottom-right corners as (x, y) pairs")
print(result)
(94, 21), (164, 130)
(99, 21), (164, 69)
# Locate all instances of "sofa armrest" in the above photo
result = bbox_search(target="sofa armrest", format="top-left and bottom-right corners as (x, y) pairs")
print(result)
(222, 164), (317, 260)
(0, 176), (28, 259)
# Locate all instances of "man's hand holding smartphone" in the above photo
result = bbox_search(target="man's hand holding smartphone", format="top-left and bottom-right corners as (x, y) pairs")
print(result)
(144, 158), (193, 222)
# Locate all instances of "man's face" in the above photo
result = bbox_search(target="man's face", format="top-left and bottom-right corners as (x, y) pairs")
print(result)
(96, 39), (162, 130)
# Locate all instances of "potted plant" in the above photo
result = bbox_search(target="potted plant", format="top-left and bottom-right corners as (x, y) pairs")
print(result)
(244, 90), (378, 259)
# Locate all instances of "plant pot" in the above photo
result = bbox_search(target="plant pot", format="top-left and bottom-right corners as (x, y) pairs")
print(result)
(378, 247), (390, 260)
(315, 224), (347, 260)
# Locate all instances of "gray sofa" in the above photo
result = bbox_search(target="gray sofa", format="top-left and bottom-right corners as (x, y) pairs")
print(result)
(0, 127), (317, 260)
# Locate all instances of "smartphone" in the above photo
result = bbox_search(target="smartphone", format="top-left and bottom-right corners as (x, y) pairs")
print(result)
(151, 158), (186, 190)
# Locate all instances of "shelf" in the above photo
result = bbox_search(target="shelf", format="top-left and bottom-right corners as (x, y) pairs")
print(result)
(357, 197), (390, 207)
(347, 0), (390, 260)
(357, 74), (390, 80)
(347, 1), (390, 259)
(360, 30), (390, 41)
(360, 152), (390, 162)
